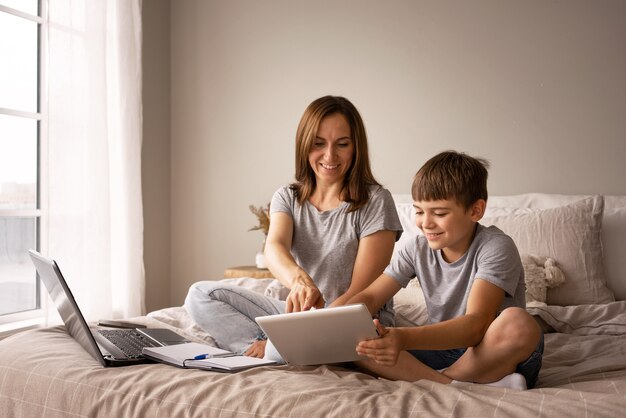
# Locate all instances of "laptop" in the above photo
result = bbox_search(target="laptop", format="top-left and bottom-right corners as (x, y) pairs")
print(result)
(255, 303), (379, 366)
(29, 250), (190, 367)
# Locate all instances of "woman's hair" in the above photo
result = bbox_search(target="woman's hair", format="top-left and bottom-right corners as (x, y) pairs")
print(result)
(291, 95), (379, 211)
(411, 150), (490, 210)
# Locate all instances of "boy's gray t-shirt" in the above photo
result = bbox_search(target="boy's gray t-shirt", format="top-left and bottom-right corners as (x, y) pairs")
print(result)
(385, 224), (525, 323)
(270, 185), (402, 319)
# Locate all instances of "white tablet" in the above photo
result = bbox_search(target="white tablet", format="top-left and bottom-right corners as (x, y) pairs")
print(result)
(255, 303), (378, 366)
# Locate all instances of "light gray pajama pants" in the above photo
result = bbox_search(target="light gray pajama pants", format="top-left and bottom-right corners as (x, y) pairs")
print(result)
(184, 281), (286, 362)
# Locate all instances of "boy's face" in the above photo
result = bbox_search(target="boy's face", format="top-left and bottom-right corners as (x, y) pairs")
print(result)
(413, 198), (485, 263)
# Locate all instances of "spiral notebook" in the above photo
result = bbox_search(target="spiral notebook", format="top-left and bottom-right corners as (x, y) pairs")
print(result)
(142, 342), (276, 372)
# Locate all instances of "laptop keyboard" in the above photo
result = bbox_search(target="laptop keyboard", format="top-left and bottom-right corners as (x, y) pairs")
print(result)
(97, 329), (160, 359)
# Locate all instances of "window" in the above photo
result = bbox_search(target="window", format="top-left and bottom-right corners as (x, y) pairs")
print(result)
(0, 0), (45, 329)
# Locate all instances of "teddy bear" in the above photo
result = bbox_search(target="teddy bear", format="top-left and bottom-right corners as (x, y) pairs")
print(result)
(521, 254), (565, 307)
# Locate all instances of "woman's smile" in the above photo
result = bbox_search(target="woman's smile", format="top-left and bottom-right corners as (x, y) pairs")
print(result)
(308, 113), (354, 186)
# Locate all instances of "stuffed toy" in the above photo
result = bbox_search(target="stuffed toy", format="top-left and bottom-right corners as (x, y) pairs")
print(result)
(521, 254), (565, 307)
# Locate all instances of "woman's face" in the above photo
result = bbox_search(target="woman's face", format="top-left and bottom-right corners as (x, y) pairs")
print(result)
(308, 113), (354, 186)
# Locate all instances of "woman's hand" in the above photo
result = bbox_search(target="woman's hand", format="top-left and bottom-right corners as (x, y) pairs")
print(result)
(244, 339), (267, 358)
(264, 212), (325, 312)
(286, 277), (325, 312)
(356, 319), (404, 366)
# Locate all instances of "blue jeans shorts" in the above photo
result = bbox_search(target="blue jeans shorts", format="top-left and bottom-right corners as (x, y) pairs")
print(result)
(408, 332), (544, 389)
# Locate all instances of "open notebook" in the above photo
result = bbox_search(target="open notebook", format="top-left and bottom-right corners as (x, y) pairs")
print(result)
(142, 342), (276, 372)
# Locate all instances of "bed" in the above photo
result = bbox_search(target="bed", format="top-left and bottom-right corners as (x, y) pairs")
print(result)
(2, 193), (626, 417)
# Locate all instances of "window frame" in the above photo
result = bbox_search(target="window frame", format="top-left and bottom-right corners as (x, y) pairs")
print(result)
(0, 1), (48, 337)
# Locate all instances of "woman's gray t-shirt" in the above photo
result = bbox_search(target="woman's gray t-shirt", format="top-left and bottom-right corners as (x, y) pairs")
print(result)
(384, 224), (525, 324)
(270, 185), (403, 314)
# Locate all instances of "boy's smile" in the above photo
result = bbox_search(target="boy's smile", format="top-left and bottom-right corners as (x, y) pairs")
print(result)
(413, 198), (485, 263)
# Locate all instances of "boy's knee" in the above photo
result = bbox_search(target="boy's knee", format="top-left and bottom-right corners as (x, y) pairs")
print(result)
(493, 308), (541, 352)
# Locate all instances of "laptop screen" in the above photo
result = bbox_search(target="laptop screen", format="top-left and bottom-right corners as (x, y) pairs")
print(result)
(29, 250), (107, 366)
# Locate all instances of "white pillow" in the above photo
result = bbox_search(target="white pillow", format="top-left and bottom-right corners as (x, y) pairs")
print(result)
(395, 202), (419, 236)
(393, 202), (420, 260)
(487, 193), (591, 210)
(393, 279), (429, 326)
(604, 195), (626, 211)
(482, 196), (614, 306)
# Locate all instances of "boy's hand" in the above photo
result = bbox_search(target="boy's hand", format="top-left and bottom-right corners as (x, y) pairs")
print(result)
(356, 319), (404, 366)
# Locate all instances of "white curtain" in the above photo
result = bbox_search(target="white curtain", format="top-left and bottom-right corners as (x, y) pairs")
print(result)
(45, 0), (144, 321)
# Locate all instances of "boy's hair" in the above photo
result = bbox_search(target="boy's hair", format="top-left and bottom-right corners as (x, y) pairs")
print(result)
(411, 150), (490, 210)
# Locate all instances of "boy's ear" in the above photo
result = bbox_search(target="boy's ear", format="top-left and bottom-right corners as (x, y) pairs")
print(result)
(470, 199), (486, 221)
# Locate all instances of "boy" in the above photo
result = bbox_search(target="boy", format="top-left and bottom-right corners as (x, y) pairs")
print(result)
(348, 150), (543, 390)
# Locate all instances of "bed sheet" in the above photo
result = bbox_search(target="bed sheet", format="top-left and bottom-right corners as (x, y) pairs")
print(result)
(2, 302), (626, 417)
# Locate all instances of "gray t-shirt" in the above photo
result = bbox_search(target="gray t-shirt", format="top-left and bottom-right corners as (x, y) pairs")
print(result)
(385, 224), (525, 324)
(270, 185), (403, 313)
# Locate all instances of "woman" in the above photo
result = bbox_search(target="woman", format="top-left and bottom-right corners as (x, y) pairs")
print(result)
(184, 95), (402, 359)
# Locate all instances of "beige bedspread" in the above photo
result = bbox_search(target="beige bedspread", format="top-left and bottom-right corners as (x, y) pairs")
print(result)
(2, 303), (626, 417)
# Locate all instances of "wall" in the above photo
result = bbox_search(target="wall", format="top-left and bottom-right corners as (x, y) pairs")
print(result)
(145, 0), (626, 307)
(142, 0), (171, 312)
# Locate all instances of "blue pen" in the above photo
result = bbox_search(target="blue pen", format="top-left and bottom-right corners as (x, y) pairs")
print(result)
(193, 353), (235, 360)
